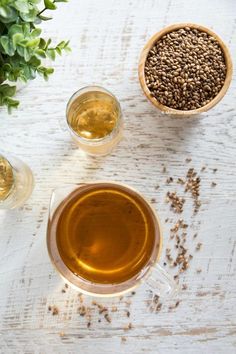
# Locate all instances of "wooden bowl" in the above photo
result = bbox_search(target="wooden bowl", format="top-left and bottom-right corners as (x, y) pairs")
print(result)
(138, 23), (233, 116)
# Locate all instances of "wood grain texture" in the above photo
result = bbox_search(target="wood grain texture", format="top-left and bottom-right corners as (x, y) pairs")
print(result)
(0, 0), (236, 353)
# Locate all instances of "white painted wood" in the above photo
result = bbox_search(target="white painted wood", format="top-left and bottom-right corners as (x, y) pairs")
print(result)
(0, 0), (236, 353)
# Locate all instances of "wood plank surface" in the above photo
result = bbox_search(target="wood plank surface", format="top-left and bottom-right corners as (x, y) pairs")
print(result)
(0, 0), (236, 353)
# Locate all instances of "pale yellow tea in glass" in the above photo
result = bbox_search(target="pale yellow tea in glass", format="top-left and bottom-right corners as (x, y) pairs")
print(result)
(66, 86), (123, 155)
(0, 154), (34, 209)
(68, 91), (118, 139)
(0, 156), (14, 201)
(52, 184), (157, 284)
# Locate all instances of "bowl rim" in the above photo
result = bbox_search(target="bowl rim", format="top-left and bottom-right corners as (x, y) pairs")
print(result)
(138, 23), (233, 116)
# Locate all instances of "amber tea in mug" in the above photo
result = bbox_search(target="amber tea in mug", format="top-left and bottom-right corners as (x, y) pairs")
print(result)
(47, 182), (177, 297)
(49, 183), (159, 284)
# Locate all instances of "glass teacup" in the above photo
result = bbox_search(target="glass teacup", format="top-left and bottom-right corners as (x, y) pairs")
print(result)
(0, 153), (34, 209)
(47, 182), (177, 298)
(66, 86), (123, 156)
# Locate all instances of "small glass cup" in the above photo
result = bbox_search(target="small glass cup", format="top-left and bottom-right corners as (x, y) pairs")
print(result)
(0, 153), (34, 209)
(66, 86), (123, 156)
(47, 182), (178, 299)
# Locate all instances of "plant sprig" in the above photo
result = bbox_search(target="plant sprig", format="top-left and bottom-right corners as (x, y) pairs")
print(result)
(0, 0), (70, 113)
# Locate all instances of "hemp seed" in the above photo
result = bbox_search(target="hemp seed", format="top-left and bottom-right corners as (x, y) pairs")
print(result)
(145, 27), (226, 111)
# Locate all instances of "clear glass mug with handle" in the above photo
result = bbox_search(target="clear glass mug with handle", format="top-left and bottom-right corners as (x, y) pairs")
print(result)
(47, 182), (178, 299)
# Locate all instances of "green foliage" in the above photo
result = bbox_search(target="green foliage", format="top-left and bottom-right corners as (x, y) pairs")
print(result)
(0, 0), (70, 112)
(0, 83), (19, 112)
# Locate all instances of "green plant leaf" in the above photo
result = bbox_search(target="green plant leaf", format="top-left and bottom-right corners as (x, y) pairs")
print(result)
(26, 38), (40, 48)
(46, 67), (54, 75)
(12, 33), (24, 47)
(29, 56), (41, 67)
(0, 36), (15, 56)
(2, 63), (12, 72)
(23, 48), (31, 61)
(6, 97), (20, 113)
(21, 8), (38, 22)
(22, 23), (31, 37)
(0, 84), (17, 97)
(39, 38), (46, 48)
(35, 49), (46, 58)
(46, 48), (56, 60)
(37, 66), (54, 80)
(0, 84), (19, 113)
(45, 38), (52, 50)
(31, 28), (42, 38)
(0, 6), (17, 23)
(44, 0), (57, 10)
(16, 44), (25, 57)
(0, 6), (7, 18)
(55, 47), (61, 55)
(0, 0), (70, 113)
(38, 14), (52, 21)
(9, 24), (24, 37)
(0, 36), (9, 52)
(14, 0), (29, 13)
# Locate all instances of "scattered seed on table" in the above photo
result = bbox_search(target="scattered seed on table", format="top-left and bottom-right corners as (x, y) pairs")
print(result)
(104, 313), (111, 323)
(78, 306), (86, 316)
(196, 242), (202, 251)
(166, 177), (173, 184)
(52, 306), (59, 316)
(124, 323), (132, 330)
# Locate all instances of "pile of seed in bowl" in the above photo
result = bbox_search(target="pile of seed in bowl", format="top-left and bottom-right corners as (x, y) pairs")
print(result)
(144, 27), (227, 111)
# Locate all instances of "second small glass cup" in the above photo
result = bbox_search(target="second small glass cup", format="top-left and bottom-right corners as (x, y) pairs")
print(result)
(0, 153), (34, 209)
(66, 86), (123, 156)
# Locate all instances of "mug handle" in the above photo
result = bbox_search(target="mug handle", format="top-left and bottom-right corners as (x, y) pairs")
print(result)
(49, 184), (86, 219)
(144, 263), (179, 299)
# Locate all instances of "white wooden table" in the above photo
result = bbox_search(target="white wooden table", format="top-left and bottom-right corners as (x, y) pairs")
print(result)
(0, 0), (236, 353)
